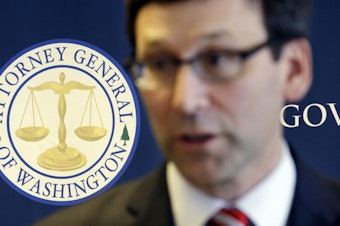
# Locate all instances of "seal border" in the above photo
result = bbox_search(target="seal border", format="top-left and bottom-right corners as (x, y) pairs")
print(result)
(0, 39), (141, 206)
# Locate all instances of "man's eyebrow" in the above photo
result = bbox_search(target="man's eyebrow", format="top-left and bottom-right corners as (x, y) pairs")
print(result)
(137, 30), (232, 58)
(143, 39), (167, 49)
(143, 30), (230, 48)
(199, 31), (230, 41)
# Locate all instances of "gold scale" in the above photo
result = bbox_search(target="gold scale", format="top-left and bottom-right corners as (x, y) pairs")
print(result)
(15, 72), (107, 171)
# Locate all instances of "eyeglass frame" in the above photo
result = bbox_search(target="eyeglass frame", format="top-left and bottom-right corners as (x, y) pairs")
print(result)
(125, 38), (281, 89)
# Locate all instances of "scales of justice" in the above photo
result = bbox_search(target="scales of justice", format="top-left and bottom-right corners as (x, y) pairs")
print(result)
(15, 72), (107, 171)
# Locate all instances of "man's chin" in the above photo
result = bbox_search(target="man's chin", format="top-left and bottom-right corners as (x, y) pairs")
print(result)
(176, 159), (222, 185)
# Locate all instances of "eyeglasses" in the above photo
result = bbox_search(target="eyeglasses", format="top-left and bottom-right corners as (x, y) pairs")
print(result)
(127, 39), (274, 89)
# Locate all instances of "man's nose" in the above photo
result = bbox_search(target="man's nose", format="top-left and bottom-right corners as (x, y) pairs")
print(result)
(171, 64), (210, 115)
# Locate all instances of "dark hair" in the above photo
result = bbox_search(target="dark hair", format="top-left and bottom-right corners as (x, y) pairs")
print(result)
(124, 0), (312, 59)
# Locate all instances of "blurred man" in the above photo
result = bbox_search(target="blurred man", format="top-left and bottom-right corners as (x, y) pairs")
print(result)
(35, 0), (340, 225)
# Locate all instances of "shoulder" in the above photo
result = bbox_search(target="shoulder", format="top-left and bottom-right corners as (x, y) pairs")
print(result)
(34, 164), (168, 226)
(302, 169), (340, 207)
(293, 150), (340, 203)
(289, 150), (340, 225)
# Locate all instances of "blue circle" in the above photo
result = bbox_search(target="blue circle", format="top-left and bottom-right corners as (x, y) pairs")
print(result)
(0, 39), (140, 206)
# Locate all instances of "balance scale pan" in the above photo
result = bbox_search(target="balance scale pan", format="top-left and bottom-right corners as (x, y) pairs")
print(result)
(75, 126), (107, 141)
(15, 127), (49, 142)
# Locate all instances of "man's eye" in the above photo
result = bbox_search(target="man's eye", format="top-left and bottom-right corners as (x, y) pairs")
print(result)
(148, 59), (176, 70)
(201, 52), (236, 66)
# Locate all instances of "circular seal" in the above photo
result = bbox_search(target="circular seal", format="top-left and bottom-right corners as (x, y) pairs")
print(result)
(0, 39), (140, 205)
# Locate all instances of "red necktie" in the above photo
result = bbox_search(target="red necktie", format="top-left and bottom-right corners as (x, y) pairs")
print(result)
(206, 208), (255, 226)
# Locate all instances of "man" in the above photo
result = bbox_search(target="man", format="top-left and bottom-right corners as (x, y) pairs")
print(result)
(34, 0), (340, 225)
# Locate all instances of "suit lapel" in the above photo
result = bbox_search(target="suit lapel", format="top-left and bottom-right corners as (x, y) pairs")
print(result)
(287, 149), (340, 226)
(126, 164), (174, 226)
(121, 151), (340, 226)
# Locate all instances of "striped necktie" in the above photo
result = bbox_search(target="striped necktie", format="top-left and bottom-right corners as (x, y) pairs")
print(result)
(206, 208), (255, 226)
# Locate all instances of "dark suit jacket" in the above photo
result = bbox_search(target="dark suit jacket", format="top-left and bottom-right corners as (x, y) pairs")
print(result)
(34, 153), (340, 226)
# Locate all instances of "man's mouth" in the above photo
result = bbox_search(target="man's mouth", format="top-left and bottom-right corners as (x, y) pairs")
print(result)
(180, 134), (214, 143)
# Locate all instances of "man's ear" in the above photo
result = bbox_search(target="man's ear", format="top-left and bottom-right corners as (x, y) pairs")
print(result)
(281, 38), (313, 102)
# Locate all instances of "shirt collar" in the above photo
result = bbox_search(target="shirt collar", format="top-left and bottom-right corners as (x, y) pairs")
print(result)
(166, 141), (296, 226)
(237, 140), (296, 226)
(167, 161), (229, 226)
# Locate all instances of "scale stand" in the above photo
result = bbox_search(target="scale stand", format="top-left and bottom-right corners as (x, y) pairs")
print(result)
(16, 72), (107, 171)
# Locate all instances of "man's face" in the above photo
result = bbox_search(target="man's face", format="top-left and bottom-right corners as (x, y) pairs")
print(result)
(135, 0), (289, 189)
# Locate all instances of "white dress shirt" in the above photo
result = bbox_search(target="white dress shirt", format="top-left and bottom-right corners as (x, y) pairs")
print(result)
(167, 141), (296, 226)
